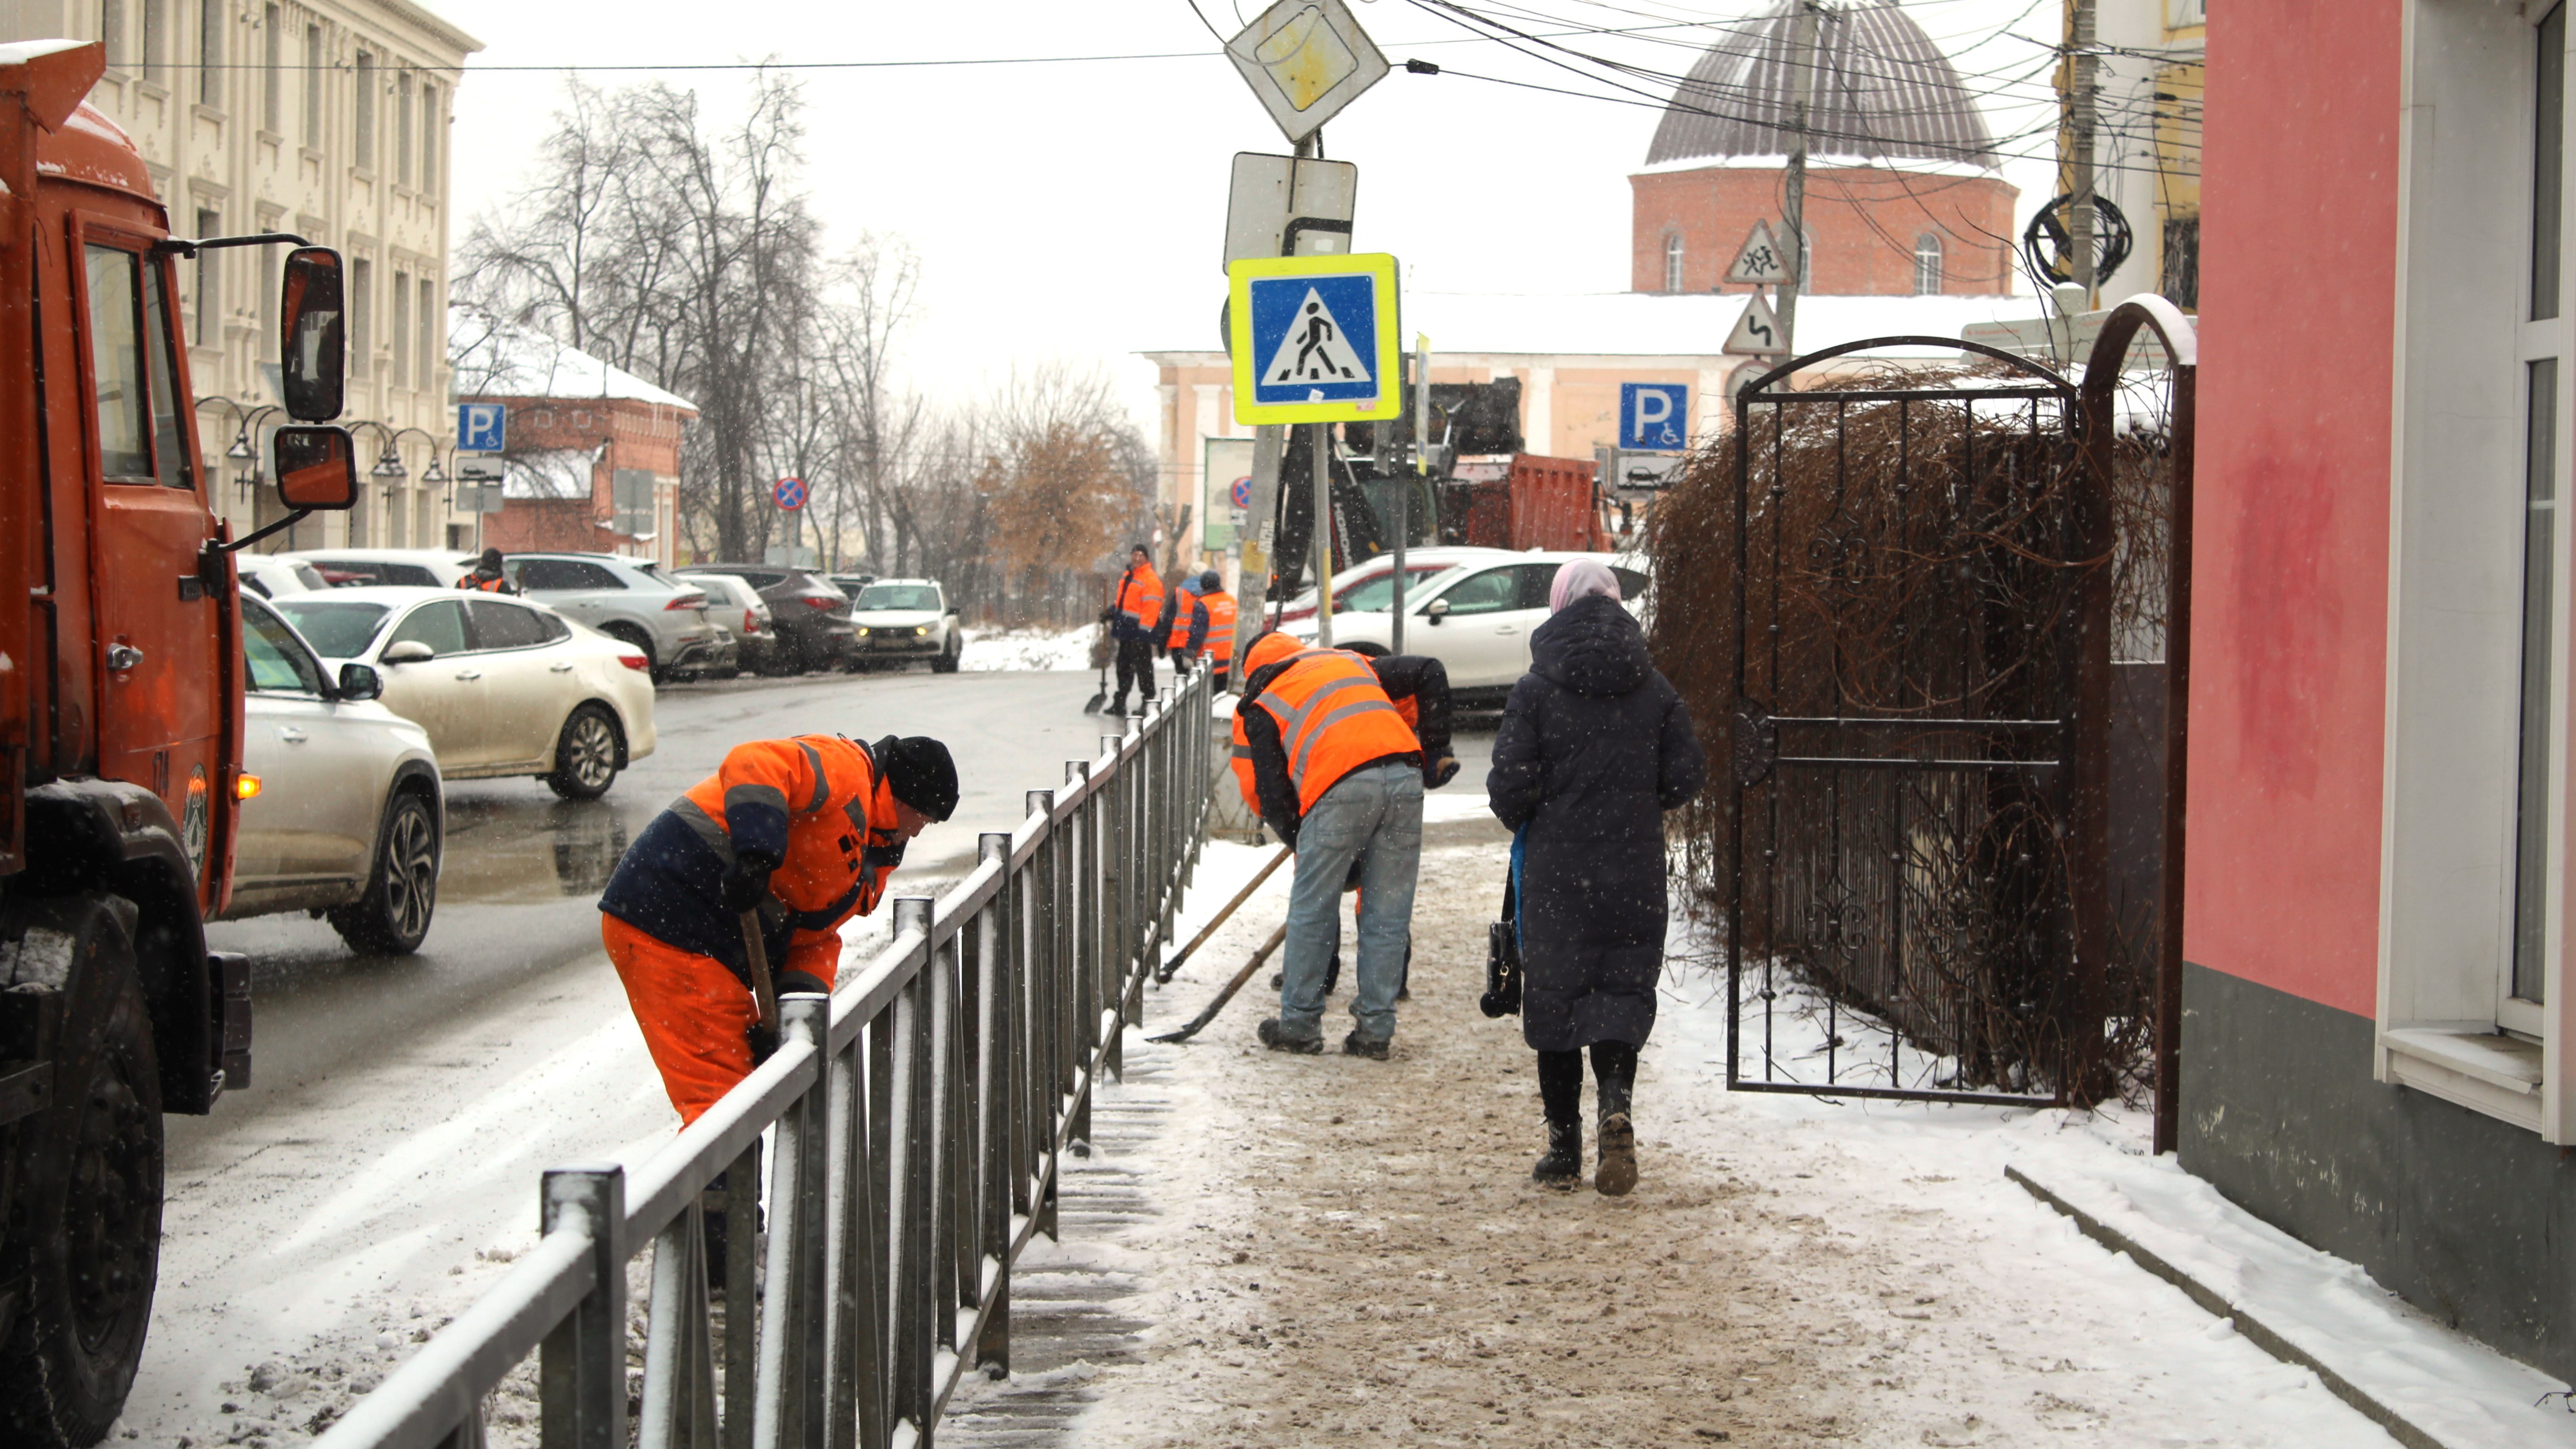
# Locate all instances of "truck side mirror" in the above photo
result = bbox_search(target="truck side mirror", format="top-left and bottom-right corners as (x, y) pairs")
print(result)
(273, 426), (358, 510)
(279, 247), (346, 422)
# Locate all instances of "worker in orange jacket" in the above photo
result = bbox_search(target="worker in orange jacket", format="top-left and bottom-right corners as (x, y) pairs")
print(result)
(1100, 543), (1164, 718)
(599, 732), (958, 1124)
(456, 547), (517, 593)
(1231, 631), (1456, 1058)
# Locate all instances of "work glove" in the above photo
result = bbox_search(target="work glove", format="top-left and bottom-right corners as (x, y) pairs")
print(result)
(746, 1018), (778, 1066)
(721, 852), (780, 915)
(1098, 608), (1117, 625)
(1428, 756), (1460, 789)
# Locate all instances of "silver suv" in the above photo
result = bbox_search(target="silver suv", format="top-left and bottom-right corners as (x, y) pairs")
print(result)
(504, 552), (724, 683)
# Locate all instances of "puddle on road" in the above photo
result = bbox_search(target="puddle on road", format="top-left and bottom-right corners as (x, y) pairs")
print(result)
(437, 794), (635, 904)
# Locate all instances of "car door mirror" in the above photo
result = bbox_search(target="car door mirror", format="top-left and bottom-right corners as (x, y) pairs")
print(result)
(273, 425), (358, 509)
(383, 640), (434, 665)
(334, 662), (383, 700)
(278, 246), (346, 422)
(1423, 598), (1450, 625)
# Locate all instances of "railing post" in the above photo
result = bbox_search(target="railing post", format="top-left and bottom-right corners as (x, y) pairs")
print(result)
(825, 1010), (882, 1449)
(641, 1193), (719, 1449)
(538, 1165), (627, 1449)
(753, 995), (829, 1449)
(1065, 763), (1095, 1152)
(1101, 735), (1130, 1081)
(885, 897), (936, 1441)
(975, 832), (1015, 1378)
(721, 1138), (761, 1449)
(1025, 789), (1062, 1242)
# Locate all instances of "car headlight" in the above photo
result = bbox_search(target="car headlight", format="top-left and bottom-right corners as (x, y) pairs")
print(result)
(914, 625), (929, 636)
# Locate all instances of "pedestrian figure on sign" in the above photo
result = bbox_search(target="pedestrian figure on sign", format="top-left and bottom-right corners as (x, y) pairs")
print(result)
(1286, 301), (1348, 382)
(1487, 559), (1704, 1195)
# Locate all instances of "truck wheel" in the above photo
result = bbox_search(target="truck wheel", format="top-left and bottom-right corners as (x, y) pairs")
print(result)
(328, 791), (439, 955)
(0, 896), (163, 1449)
(545, 704), (623, 801)
(930, 634), (961, 674)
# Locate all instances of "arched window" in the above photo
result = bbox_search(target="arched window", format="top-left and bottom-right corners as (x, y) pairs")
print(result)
(1663, 232), (1686, 292)
(1914, 233), (1945, 295)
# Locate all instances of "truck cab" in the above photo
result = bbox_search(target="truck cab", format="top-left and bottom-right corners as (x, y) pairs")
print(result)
(0, 40), (358, 1447)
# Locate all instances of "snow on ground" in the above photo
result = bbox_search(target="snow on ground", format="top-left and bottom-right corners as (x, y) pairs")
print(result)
(1060, 826), (2406, 1447)
(961, 625), (1099, 673)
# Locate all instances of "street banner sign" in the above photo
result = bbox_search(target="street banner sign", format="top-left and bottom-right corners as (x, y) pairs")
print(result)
(1224, 152), (1358, 270)
(1725, 290), (1790, 356)
(773, 476), (808, 511)
(1228, 251), (1401, 425)
(457, 403), (505, 452)
(1619, 382), (1691, 451)
(1726, 218), (1795, 286)
(1224, 0), (1390, 144)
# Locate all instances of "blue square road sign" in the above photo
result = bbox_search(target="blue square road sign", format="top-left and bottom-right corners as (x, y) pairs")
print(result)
(1228, 253), (1401, 425)
(1619, 383), (1690, 452)
(457, 403), (506, 452)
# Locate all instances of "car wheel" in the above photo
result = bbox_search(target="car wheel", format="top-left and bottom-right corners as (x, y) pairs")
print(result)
(546, 703), (623, 801)
(0, 895), (162, 1449)
(931, 633), (961, 674)
(328, 791), (439, 955)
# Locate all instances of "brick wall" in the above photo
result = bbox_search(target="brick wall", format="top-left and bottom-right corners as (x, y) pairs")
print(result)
(1630, 165), (2018, 296)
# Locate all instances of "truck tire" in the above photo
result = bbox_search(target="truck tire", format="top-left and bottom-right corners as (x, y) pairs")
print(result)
(545, 704), (623, 801)
(0, 896), (163, 1449)
(327, 790), (439, 955)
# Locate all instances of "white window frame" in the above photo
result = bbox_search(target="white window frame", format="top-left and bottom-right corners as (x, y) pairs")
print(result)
(2380, 0), (2575, 1137)
(1663, 231), (1684, 292)
(1914, 232), (1944, 295)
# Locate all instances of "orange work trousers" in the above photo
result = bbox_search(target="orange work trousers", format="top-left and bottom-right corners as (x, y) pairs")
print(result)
(603, 914), (835, 1126)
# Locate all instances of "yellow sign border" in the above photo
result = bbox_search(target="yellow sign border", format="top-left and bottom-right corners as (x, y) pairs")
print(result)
(1227, 252), (1402, 425)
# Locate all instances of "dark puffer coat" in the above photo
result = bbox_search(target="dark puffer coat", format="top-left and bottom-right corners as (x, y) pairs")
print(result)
(1485, 594), (1705, 1052)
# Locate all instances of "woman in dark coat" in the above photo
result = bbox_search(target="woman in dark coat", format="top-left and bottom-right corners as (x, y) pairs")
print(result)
(1486, 559), (1704, 1195)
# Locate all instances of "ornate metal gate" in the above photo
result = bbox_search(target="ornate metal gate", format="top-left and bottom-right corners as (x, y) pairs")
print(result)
(1724, 338), (2113, 1107)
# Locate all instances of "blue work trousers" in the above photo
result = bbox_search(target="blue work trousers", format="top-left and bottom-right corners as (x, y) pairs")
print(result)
(1277, 762), (1423, 1044)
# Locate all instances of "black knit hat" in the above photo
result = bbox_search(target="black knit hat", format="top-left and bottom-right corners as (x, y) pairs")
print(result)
(874, 736), (958, 821)
(1199, 570), (1221, 592)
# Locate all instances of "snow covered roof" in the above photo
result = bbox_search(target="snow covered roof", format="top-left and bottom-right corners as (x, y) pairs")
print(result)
(1645, 1), (2001, 170)
(449, 312), (698, 413)
(1152, 289), (2041, 365)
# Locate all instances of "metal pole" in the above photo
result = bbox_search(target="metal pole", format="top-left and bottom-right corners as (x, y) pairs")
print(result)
(2069, 0), (2100, 302)
(538, 1166), (627, 1449)
(1394, 339), (1424, 655)
(1776, 1), (1821, 355)
(1312, 423), (1335, 647)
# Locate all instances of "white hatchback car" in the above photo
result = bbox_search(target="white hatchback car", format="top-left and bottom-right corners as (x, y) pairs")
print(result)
(1282, 551), (1653, 700)
(273, 586), (658, 799)
(845, 578), (963, 673)
(224, 596), (445, 954)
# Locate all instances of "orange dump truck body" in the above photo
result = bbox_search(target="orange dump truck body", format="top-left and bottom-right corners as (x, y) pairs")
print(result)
(1452, 453), (1609, 552)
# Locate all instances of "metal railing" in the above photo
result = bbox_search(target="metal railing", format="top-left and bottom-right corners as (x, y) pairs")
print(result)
(315, 663), (1216, 1449)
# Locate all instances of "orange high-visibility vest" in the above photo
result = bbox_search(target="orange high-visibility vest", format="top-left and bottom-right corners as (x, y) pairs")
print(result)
(1234, 649), (1421, 816)
(674, 734), (903, 981)
(1113, 564), (1164, 634)
(1202, 590), (1237, 663)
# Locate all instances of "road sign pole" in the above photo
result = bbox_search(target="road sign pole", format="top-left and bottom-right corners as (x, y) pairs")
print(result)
(1312, 421), (1334, 648)
(1395, 336), (1427, 655)
(1233, 427), (1285, 685)
(1777, 0), (1821, 356)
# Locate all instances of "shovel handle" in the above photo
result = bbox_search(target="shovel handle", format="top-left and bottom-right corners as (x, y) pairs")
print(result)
(1156, 844), (1292, 983)
(740, 910), (779, 1034)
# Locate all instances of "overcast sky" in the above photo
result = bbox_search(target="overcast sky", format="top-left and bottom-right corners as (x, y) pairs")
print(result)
(428, 1), (2071, 431)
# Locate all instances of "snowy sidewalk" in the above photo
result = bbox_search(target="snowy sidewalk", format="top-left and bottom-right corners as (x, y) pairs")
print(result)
(1033, 829), (2427, 1447)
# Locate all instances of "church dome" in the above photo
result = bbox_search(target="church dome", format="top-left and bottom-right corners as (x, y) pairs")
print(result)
(1644, 1), (2000, 170)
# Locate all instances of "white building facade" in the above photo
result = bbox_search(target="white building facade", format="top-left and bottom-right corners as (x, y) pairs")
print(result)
(0, 0), (480, 550)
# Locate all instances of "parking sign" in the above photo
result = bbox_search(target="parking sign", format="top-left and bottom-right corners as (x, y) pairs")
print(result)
(1618, 383), (1690, 451)
(457, 403), (505, 452)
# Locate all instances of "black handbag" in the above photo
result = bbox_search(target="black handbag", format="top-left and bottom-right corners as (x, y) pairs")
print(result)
(1480, 870), (1522, 1018)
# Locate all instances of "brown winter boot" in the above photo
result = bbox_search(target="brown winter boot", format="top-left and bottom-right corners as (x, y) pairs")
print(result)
(1596, 1074), (1638, 1196)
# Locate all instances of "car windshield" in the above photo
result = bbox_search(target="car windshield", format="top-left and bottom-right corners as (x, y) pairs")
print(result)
(273, 599), (393, 657)
(1341, 565), (1459, 613)
(855, 584), (940, 611)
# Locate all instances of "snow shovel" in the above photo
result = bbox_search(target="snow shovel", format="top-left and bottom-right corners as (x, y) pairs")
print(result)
(1155, 845), (1292, 983)
(1148, 921), (1289, 1043)
(1082, 622), (1111, 714)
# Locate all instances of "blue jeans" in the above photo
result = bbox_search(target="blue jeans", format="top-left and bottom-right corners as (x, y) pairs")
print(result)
(1277, 762), (1423, 1043)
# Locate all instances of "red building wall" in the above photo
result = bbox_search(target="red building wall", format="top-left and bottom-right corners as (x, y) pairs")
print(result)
(469, 395), (690, 560)
(2187, 0), (2402, 1019)
(1629, 166), (2017, 295)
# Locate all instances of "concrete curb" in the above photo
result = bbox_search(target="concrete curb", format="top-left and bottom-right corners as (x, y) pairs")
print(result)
(2005, 1164), (2447, 1449)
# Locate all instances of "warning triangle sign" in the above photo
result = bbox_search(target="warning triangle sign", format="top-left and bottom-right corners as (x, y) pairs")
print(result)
(1726, 218), (1795, 286)
(1725, 290), (1789, 356)
(1263, 287), (1374, 387)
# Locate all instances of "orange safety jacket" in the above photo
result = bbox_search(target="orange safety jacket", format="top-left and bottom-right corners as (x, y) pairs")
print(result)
(599, 734), (907, 988)
(456, 573), (513, 593)
(1110, 563), (1165, 638)
(1202, 590), (1237, 667)
(1230, 647), (1422, 833)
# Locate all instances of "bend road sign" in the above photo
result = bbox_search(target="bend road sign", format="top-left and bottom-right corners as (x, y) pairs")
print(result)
(1229, 251), (1401, 425)
(457, 403), (505, 452)
(773, 477), (808, 511)
(1619, 383), (1691, 451)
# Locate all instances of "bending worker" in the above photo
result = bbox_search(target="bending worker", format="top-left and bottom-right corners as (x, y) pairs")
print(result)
(1100, 543), (1164, 718)
(1233, 631), (1455, 1058)
(599, 732), (958, 1123)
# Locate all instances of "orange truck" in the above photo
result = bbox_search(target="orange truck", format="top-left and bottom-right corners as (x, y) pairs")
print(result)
(0, 41), (360, 1446)
(1439, 453), (1611, 552)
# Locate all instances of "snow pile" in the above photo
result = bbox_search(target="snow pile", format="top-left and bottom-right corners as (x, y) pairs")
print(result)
(959, 625), (1098, 673)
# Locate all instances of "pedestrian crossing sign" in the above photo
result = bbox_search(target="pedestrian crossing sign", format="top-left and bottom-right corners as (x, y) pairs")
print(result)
(1228, 251), (1401, 424)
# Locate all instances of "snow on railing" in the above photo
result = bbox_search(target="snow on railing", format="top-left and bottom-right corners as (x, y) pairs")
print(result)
(314, 664), (1217, 1449)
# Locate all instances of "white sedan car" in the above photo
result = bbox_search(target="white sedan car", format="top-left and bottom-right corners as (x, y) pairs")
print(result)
(225, 596), (445, 954)
(1282, 551), (1653, 700)
(273, 586), (658, 800)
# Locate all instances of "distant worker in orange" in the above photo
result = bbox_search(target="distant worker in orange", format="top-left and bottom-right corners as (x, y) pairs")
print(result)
(1099, 542), (1164, 718)
(1231, 631), (1455, 1058)
(456, 547), (517, 594)
(1192, 571), (1238, 686)
(599, 732), (958, 1123)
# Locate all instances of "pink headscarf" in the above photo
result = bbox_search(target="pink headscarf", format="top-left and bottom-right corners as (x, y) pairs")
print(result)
(1548, 557), (1622, 614)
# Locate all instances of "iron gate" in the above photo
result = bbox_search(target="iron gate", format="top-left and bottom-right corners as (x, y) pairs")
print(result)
(1724, 337), (2114, 1107)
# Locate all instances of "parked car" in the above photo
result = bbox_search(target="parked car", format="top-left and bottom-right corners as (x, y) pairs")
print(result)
(672, 564), (855, 674)
(238, 553), (329, 599)
(271, 586), (657, 799)
(284, 546), (479, 589)
(1281, 551), (1653, 700)
(688, 573), (778, 676)
(1271, 546), (1507, 625)
(846, 578), (963, 673)
(503, 551), (728, 683)
(224, 596), (445, 954)
(828, 572), (875, 599)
